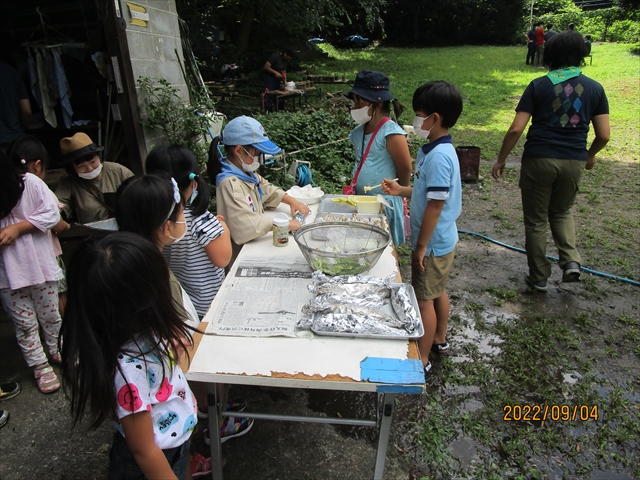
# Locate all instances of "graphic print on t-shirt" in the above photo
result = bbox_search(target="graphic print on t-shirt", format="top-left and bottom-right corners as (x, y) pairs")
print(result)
(550, 82), (584, 128)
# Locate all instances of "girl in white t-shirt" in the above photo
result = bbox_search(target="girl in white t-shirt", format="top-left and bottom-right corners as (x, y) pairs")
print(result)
(60, 232), (203, 479)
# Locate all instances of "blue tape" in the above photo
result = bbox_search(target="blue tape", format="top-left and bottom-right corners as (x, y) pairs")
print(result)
(360, 357), (424, 384)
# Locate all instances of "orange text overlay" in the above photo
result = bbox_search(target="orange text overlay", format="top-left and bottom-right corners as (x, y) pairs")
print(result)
(503, 404), (599, 422)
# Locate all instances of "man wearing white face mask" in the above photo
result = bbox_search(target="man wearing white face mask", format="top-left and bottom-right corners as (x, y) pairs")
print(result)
(56, 132), (133, 224)
(209, 116), (310, 263)
(345, 70), (412, 247)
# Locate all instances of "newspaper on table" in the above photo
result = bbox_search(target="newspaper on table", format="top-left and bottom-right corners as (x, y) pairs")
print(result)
(205, 256), (315, 337)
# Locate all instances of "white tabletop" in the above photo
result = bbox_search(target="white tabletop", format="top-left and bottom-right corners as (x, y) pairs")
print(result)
(185, 201), (424, 393)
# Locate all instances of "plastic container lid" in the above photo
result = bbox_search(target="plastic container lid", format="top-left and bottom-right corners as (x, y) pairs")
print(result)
(273, 213), (290, 227)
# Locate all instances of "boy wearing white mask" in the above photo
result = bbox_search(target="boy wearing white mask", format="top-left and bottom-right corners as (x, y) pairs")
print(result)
(345, 70), (412, 246)
(382, 81), (463, 381)
(56, 132), (133, 224)
(208, 116), (310, 263)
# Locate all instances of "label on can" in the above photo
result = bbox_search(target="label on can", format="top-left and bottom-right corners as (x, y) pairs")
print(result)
(273, 224), (289, 247)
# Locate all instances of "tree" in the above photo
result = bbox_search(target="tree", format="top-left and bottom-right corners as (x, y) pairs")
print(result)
(383, 0), (527, 46)
(177, 0), (388, 53)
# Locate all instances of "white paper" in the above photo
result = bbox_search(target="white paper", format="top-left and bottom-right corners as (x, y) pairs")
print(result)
(206, 256), (315, 337)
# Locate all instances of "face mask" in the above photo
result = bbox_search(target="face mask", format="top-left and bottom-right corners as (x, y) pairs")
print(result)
(169, 221), (187, 243)
(413, 114), (434, 140)
(187, 181), (198, 206)
(241, 148), (261, 172)
(78, 162), (103, 180)
(350, 105), (373, 125)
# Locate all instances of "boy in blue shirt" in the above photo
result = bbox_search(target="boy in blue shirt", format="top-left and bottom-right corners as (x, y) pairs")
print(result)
(383, 81), (463, 379)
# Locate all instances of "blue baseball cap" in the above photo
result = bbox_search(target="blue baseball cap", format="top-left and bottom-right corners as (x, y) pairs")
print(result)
(220, 116), (281, 155)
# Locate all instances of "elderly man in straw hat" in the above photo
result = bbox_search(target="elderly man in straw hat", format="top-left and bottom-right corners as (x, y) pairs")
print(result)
(55, 133), (133, 224)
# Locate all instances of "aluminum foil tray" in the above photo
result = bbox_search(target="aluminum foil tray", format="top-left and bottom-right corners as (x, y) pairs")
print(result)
(310, 283), (424, 340)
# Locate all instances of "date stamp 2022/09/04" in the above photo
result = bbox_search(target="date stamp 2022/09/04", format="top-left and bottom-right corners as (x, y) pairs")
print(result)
(503, 404), (599, 422)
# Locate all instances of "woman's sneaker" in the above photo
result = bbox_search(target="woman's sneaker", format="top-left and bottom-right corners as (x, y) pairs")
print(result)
(198, 397), (247, 419)
(204, 416), (254, 445)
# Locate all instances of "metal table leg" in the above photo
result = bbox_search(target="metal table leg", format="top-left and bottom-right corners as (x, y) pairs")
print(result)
(373, 393), (395, 480)
(207, 383), (224, 480)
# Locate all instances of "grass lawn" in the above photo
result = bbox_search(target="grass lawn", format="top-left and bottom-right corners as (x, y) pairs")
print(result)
(302, 43), (639, 164)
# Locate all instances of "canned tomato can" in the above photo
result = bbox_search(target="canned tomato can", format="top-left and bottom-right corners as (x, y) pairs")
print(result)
(272, 213), (290, 247)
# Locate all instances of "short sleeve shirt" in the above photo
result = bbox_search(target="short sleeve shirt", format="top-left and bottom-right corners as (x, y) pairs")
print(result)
(349, 120), (407, 246)
(163, 209), (226, 319)
(114, 338), (198, 450)
(410, 136), (462, 257)
(517, 74), (609, 160)
(267, 53), (286, 74)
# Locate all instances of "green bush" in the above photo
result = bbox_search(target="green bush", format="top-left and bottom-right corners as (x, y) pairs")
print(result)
(255, 104), (357, 194)
(538, 7), (640, 43)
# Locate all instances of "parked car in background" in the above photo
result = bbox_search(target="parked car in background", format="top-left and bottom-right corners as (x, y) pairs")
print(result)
(339, 35), (369, 48)
(308, 37), (326, 44)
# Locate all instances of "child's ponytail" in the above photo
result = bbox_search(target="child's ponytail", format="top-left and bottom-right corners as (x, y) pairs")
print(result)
(207, 136), (225, 185)
(145, 145), (211, 217)
(8, 136), (50, 175)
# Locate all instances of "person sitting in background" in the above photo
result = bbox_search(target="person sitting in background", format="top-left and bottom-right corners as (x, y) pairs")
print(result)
(262, 49), (294, 112)
(55, 132), (133, 224)
(584, 35), (592, 55)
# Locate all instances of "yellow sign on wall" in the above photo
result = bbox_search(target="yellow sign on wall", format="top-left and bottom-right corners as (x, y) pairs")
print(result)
(126, 2), (149, 27)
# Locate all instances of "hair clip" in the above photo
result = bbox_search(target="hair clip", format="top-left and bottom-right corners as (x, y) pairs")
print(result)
(189, 173), (197, 181)
(165, 178), (182, 222)
(20, 159), (27, 165)
(170, 178), (181, 204)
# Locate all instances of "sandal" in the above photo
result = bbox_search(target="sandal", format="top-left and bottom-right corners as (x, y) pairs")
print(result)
(191, 453), (212, 478)
(50, 352), (62, 365)
(34, 364), (60, 394)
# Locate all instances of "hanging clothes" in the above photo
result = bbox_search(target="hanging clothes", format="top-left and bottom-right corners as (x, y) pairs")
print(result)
(35, 48), (57, 128)
(52, 48), (73, 128)
(27, 51), (42, 109)
(44, 49), (58, 104)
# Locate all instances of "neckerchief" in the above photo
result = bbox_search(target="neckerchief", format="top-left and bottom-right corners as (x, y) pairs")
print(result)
(215, 159), (263, 201)
(546, 66), (582, 85)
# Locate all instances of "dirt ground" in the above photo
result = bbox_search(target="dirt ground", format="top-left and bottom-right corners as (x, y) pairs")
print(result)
(1, 159), (638, 480)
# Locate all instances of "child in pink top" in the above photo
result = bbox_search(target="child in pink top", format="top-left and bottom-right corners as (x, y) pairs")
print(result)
(0, 150), (63, 393)
(8, 136), (70, 315)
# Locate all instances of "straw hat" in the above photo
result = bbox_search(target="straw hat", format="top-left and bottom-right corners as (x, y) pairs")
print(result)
(59, 133), (104, 164)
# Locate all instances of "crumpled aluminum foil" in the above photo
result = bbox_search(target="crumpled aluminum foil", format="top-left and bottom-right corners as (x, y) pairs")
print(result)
(389, 284), (420, 333)
(299, 272), (421, 336)
(311, 304), (408, 335)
